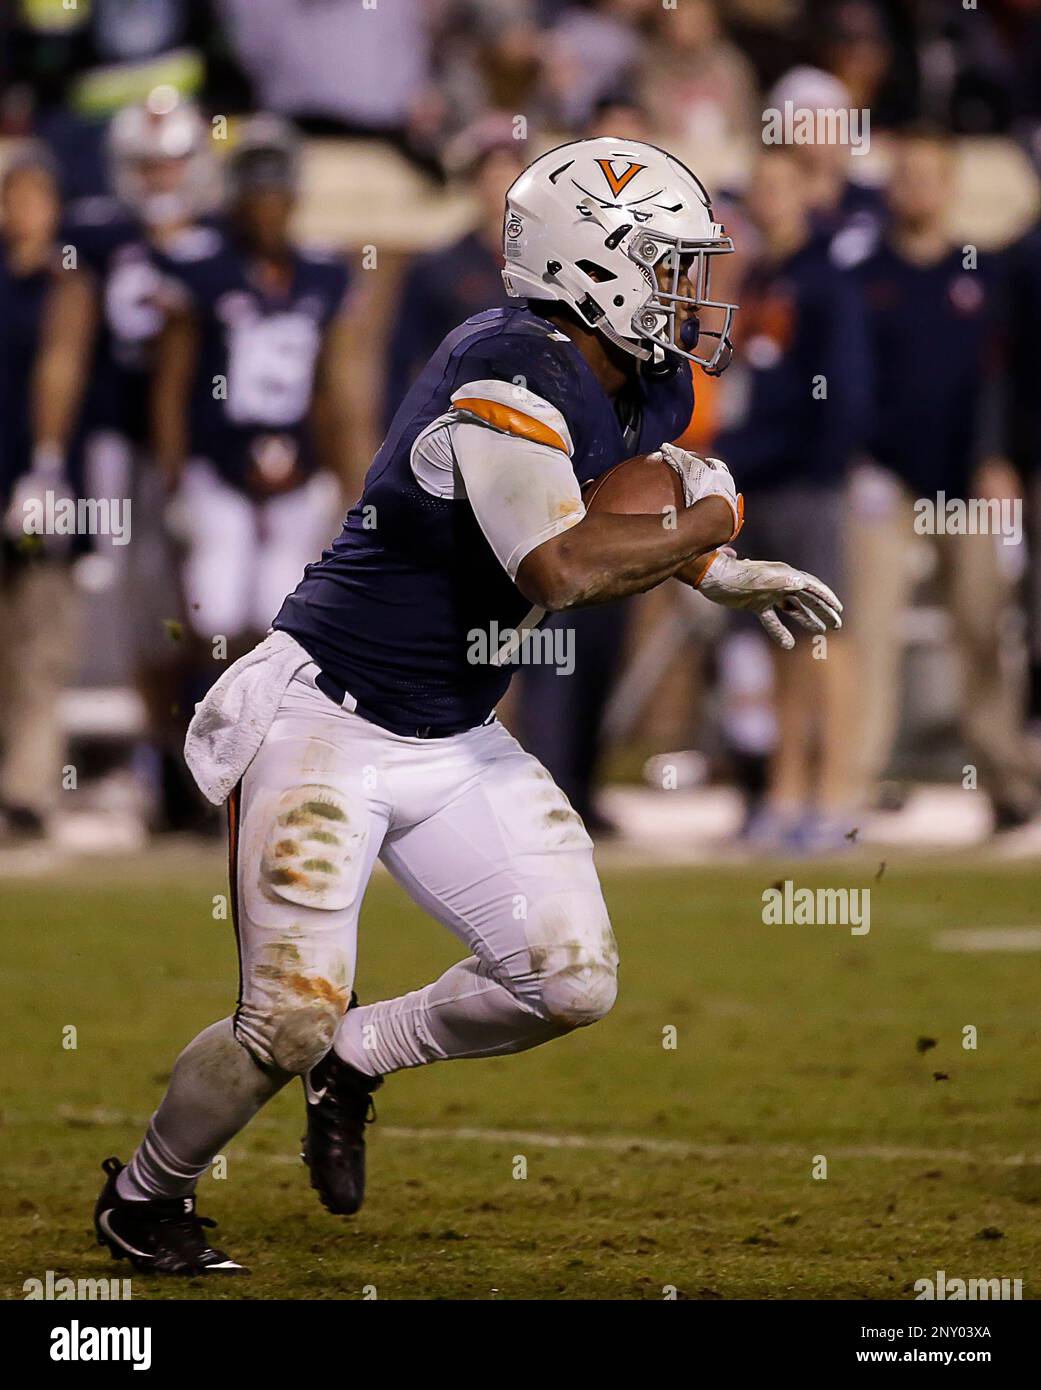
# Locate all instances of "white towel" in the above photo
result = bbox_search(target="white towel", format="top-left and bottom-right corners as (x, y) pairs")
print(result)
(184, 630), (315, 806)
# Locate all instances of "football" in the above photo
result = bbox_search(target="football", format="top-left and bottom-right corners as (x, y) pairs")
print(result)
(582, 452), (685, 517)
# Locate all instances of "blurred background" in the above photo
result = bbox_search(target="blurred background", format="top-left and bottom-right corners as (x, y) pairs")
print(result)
(4, 0), (1041, 864)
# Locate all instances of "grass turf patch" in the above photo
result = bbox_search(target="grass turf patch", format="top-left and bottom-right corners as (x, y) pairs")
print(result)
(2, 854), (1039, 1299)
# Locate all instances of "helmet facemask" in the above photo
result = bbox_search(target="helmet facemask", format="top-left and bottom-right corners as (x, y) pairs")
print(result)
(626, 230), (736, 376)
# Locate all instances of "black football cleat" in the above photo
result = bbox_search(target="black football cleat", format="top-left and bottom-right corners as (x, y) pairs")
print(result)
(94, 1157), (249, 1276)
(301, 1038), (384, 1216)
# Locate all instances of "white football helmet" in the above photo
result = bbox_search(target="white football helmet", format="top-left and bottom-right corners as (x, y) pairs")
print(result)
(502, 137), (737, 374)
(108, 85), (213, 227)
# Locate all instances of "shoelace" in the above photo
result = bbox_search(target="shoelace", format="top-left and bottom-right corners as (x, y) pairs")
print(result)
(322, 1088), (378, 1138)
(157, 1210), (218, 1240)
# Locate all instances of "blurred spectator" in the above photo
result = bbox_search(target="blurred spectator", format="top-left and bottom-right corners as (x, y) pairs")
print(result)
(0, 145), (78, 841)
(5, 0), (248, 198)
(542, 0), (654, 133)
(584, 92), (654, 141)
(715, 146), (869, 851)
(846, 127), (1040, 828)
(218, 0), (431, 157)
(429, 0), (543, 142)
(636, 0), (760, 149)
(765, 66), (885, 243)
(814, 0), (894, 120)
(153, 116), (351, 658)
(383, 116), (525, 427)
(516, 595), (631, 838)
(916, 0), (1041, 141)
(1005, 218), (1041, 723)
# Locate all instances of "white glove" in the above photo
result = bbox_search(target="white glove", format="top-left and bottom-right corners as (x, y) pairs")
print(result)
(650, 442), (743, 540)
(2, 446), (72, 554)
(695, 549), (843, 651)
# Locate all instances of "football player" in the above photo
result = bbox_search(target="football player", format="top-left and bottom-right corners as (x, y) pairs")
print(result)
(33, 85), (214, 497)
(95, 138), (842, 1275)
(32, 85), (217, 831)
(152, 115), (352, 658)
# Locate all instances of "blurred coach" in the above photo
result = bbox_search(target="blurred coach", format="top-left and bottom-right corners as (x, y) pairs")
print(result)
(846, 127), (1040, 829)
(715, 146), (869, 852)
(0, 147), (77, 842)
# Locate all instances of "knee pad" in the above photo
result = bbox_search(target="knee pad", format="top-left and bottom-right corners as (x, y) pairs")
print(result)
(260, 783), (365, 911)
(525, 891), (619, 1029)
(234, 990), (345, 1075)
(236, 934), (353, 1075)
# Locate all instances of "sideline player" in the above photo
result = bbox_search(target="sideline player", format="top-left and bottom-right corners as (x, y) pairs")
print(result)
(94, 138), (841, 1274)
(34, 85), (214, 515)
(32, 85), (217, 830)
(153, 115), (353, 669)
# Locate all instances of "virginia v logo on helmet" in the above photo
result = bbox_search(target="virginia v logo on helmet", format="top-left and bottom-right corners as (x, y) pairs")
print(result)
(501, 137), (737, 375)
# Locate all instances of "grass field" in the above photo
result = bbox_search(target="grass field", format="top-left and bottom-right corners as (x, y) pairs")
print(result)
(3, 847), (1041, 1300)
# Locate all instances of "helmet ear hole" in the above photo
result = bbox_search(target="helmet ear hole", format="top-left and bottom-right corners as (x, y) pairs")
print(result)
(575, 259), (616, 283)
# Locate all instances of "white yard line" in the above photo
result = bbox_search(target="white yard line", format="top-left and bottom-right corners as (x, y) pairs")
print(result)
(377, 1126), (1041, 1167)
(215, 1122), (1040, 1169)
(28, 1105), (1041, 1167)
(933, 928), (1041, 953)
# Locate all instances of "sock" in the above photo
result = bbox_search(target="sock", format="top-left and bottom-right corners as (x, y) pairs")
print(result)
(115, 1166), (153, 1202)
(122, 1018), (289, 1200)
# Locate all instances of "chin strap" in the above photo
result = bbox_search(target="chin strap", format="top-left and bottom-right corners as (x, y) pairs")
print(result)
(640, 346), (680, 381)
(592, 311), (652, 361)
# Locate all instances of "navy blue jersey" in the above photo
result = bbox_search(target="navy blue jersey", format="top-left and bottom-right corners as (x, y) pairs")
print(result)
(815, 179), (886, 239)
(716, 232), (870, 490)
(0, 246), (56, 510)
(275, 306), (694, 736)
(857, 236), (1003, 495)
(156, 227), (351, 496)
(63, 195), (166, 442)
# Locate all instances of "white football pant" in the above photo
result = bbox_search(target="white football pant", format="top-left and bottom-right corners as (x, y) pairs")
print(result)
(235, 670), (619, 1075)
(176, 461), (342, 640)
(122, 670), (617, 1198)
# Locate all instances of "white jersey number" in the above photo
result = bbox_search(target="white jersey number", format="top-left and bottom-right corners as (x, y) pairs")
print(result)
(105, 257), (164, 354)
(225, 311), (321, 427)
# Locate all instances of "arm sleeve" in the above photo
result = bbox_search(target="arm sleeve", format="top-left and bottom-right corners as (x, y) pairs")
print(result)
(453, 424), (586, 580)
(412, 377), (586, 580)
